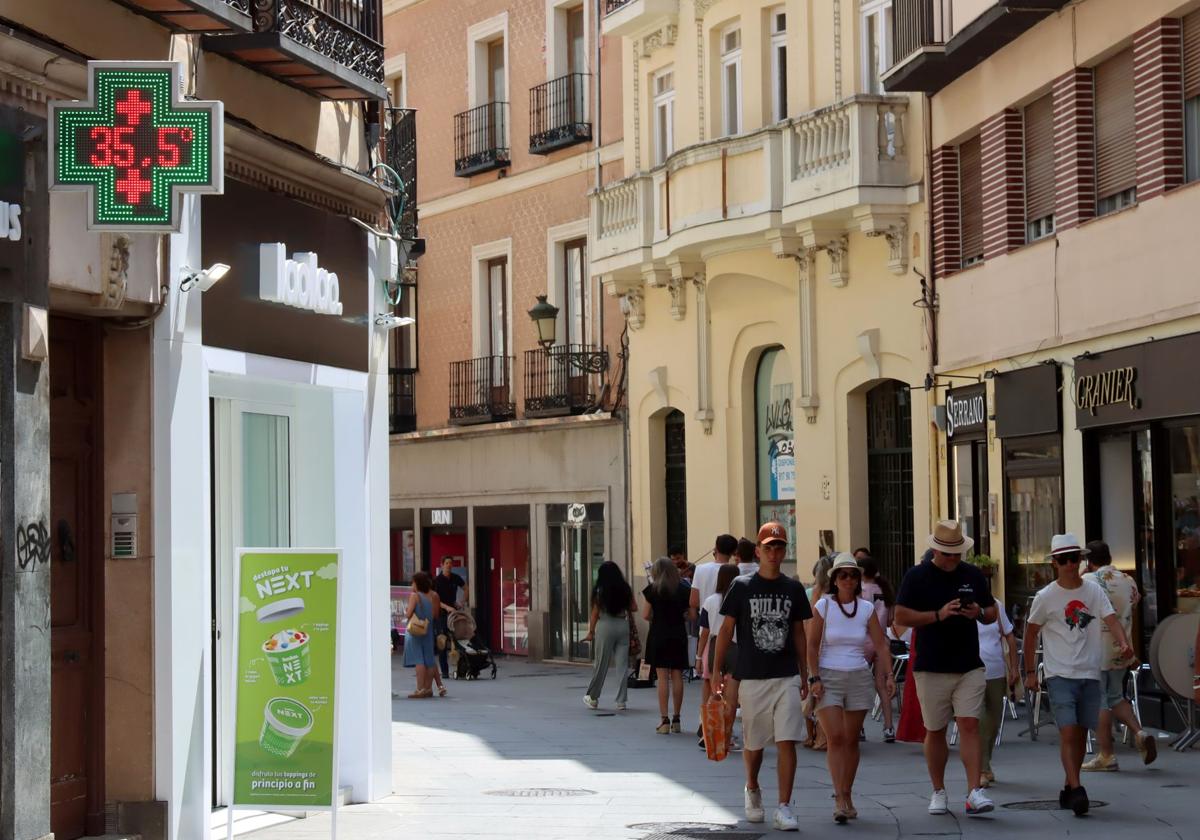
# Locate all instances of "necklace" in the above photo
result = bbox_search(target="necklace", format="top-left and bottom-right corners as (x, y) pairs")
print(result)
(835, 595), (859, 619)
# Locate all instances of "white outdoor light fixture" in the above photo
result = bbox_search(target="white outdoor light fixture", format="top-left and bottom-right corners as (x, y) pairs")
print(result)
(375, 313), (415, 330)
(180, 262), (230, 292)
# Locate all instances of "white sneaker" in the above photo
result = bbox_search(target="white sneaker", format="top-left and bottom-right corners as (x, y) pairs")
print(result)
(582, 695), (598, 710)
(772, 803), (799, 831)
(744, 787), (765, 823)
(965, 787), (994, 816)
(928, 789), (949, 815)
(615, 702), (626, 711)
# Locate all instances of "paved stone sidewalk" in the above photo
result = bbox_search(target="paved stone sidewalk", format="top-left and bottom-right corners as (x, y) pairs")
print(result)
(242, 656), (1195, 840)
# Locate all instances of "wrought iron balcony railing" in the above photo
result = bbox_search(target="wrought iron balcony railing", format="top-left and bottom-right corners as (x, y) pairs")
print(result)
(523, 345), (609, 418)
(892, 0), (944, 65)
(389, 368), (416, 434)
(449, 355), (516, 425)
(454, 102), (510, 177)
(386, 108), (418, 240)
(202, 0), (385, 100)
(604, 0), (634, 13)
(530, 74), (592, 155)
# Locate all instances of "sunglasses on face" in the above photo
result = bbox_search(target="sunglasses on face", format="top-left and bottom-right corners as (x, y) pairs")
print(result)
(835, 570), (861, 580)
(1054, 554), (1082, 566)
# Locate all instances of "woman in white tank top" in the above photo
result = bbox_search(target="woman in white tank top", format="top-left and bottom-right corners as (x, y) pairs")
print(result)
(806, 553), (895, 824)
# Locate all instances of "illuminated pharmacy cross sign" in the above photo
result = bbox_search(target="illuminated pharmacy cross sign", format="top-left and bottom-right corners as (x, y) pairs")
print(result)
(48, 61), (223, 231)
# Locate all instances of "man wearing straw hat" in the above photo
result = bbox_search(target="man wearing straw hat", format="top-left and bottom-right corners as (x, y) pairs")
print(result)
(895, 520), (999, 818)
(1023, 533), (1134, 817)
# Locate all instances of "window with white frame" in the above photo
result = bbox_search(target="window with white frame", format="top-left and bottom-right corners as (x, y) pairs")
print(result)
(562, 239), (590, 346)
(721, 24), (742, 136)
(769, 9), (787, 122)
(861, 0), (893, 94)
(653, 67), (675, 165)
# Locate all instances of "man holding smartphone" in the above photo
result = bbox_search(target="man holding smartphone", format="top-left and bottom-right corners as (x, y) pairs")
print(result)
(895, 520), (999, 818)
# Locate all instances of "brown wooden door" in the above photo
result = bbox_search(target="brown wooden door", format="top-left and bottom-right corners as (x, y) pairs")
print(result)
(49, 316), (104, 839)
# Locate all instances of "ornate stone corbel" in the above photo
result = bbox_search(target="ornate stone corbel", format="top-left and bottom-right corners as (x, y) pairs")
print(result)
(640, 24), (678, 58)
(866, 220), (909, 276)
(619, 288), (645, 330)
(693, 0), (720, 19)
(822, 235), (850, 288)
(668, 276), (686, 320)
(98, 233), (132, 310)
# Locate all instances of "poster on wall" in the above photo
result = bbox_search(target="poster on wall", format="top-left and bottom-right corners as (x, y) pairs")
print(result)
(230, 548), (340, 817)
(757, 349), (795, 500)
(756, 349), (797, 564)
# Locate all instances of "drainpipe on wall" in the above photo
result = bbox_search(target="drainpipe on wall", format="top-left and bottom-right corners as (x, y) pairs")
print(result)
(922, 93), (942, 522)
(594, 0), (603, 192)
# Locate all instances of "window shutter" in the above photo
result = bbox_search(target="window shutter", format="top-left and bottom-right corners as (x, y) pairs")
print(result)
(959, 135), (983, 262)
(1024, 94), (1055, 223)
(1095, 49), (1136, 199)
(1186, 11), (1200, 100)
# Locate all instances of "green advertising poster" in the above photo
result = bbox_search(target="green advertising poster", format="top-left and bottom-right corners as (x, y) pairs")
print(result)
(232, 549), (340, 810)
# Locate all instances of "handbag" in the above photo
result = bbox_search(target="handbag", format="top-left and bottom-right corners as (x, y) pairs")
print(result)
(407, 616), (429, 637)
(627, 610), (642, 659)
(701, 693), (730, 761)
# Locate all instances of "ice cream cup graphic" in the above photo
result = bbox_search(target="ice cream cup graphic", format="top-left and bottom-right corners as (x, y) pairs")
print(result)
(259, 697), (314, 758)
(263, 628), (312, 686)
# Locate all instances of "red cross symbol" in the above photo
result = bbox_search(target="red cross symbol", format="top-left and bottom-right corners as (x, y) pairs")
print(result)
(116, 169), (153, 204)
(116, 89), (153, 126)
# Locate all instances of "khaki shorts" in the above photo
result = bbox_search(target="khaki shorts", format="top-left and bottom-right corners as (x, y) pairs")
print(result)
(914, 668), (987, 731)
(738, 675), (806, 751)
(817, 667), (876, 712)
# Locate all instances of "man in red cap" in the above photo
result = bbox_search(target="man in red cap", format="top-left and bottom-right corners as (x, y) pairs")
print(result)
(711, 521), (811, 831)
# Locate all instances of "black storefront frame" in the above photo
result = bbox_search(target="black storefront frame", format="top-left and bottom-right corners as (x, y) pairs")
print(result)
(1001, 433), (1064, 629)
(946, 384), (991, 557)
(1082, 420), (1190, 633)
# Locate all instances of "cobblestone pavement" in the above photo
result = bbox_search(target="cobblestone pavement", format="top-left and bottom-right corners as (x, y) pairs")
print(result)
(238, 655), (1195, 840)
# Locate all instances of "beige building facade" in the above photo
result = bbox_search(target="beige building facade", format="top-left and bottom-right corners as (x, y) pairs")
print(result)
(593, 0), (931, 586)
(383, 0), (629, 662)
(884, 0), (1200, 730)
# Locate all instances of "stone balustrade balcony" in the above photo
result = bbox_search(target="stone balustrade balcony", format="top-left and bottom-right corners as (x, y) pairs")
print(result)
(590, 95), (917, 284)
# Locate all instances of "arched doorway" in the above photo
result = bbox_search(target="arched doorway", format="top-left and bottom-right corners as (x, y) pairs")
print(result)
(866, 380), (914, 584)
(664, 409), (688, 554)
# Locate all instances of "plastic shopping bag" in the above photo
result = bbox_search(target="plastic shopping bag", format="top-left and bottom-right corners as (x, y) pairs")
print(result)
(701, 693), (729, 762)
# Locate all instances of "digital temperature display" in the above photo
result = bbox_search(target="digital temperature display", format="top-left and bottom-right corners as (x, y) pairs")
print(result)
(49, 62), (223, 232)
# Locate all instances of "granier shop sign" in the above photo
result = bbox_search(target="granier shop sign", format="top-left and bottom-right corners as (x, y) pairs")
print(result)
(1073, 366), (1139, 416)
(945, 384), (987, 439)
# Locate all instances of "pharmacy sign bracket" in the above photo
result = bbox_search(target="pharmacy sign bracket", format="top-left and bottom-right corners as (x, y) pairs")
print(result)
(48, 61), (223, 232)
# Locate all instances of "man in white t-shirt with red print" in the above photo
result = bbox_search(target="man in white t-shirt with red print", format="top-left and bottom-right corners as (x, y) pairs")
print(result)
(1024, 533), (1134, 817)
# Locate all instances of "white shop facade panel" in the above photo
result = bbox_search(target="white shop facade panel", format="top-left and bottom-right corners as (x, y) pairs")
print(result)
(153, 181), (391, 840)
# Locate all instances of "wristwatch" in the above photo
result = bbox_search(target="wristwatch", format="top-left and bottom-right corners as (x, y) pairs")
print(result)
(808, 675), (822, 685)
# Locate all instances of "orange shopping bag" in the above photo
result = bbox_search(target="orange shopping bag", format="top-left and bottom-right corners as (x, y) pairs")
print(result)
(701, 693), (729, 761)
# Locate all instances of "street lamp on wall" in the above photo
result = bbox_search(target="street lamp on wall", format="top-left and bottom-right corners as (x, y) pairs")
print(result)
(527, 294), (559, 351)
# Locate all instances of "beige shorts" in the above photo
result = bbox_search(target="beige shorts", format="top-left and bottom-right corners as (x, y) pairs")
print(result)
(914, 667), (987, 732)
(738, 675), (806, 751)
(817, 667), (876, 712)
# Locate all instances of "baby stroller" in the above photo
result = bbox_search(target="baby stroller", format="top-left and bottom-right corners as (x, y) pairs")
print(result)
(447, 609), (497, 680)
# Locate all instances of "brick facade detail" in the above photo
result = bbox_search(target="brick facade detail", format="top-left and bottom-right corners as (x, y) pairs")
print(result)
(1053, 68), (1097, 230)
(1134, 18), (1185, 201)
(931, 146), (961, 278)
(980, 109), (1026, 259)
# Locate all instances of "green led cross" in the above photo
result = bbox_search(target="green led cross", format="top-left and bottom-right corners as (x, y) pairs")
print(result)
(49, 61), (224, 232)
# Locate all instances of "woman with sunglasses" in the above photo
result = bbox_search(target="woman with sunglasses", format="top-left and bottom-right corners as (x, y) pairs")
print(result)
(807, 553), (895, 823)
